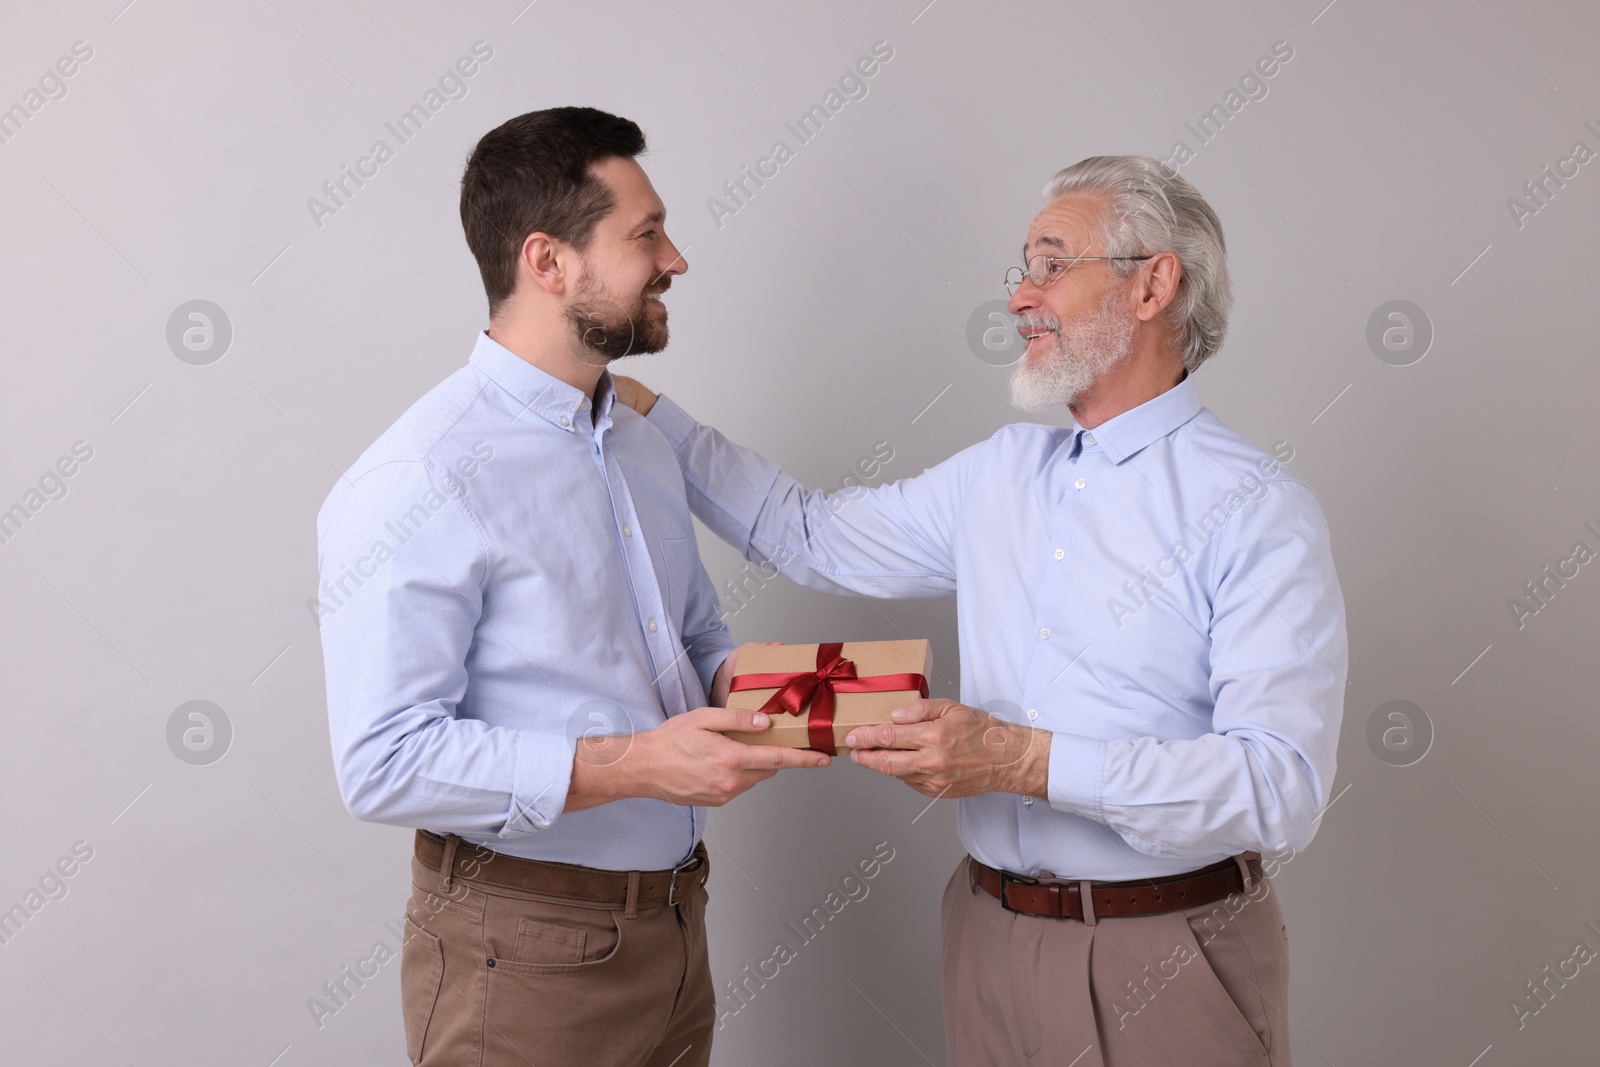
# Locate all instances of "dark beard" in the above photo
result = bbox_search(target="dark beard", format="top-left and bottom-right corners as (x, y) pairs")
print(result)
(563, 274), (668, 361)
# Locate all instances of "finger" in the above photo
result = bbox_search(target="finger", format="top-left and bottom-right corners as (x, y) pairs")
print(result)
(890, 698), (955, 723)
(737, 743), (830, 770)
(844, 721), (926, 750)
(850, 747), (920, 778)
(692, 706), (772, 733)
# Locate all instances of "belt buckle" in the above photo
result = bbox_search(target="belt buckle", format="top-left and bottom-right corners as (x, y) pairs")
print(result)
(997, 871), (1045, 915)
(667, 852), (702, 907)
(1001, 870), (1071, 918)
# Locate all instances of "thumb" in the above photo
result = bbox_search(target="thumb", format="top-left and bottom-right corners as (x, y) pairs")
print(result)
(690, 705), (773, 733)
(890, 698), (951, 724)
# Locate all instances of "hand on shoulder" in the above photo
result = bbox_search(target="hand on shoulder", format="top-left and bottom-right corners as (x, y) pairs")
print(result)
(611, 374), (658, 416)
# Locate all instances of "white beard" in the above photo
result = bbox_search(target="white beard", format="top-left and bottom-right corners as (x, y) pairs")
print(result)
(1009, 287), (1136, 412)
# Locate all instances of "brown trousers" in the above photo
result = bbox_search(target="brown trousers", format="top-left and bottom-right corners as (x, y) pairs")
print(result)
(942, 854), (1291, 1066)
(400, 849), (714, 1066)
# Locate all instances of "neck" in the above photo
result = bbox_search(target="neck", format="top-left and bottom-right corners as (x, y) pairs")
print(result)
(1068, 341), (1186, 430)
(487, 313), (608, 404)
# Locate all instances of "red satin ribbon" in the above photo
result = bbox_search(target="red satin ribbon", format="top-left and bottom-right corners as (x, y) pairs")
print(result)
(728, 642), (930, 755)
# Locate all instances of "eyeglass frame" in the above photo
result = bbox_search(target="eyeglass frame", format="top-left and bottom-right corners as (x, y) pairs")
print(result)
(1004, 252), (1156, 295)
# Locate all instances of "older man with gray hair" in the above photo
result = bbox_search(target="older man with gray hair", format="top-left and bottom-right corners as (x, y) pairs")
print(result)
(615, 155), (1346, 1066)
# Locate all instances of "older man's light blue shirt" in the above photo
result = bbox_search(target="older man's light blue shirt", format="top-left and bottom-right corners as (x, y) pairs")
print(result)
(647, 377), (1347, 881)
(316, 331), (734, 871)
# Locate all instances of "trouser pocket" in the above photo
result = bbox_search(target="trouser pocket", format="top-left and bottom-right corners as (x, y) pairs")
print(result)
(399, 914), (444, 1065)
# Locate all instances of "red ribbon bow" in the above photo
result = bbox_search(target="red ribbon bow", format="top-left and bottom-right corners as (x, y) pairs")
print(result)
(728, 642), (930, 755)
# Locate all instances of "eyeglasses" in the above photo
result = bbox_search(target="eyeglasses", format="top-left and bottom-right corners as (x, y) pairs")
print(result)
(1004, 253), (1154, 295)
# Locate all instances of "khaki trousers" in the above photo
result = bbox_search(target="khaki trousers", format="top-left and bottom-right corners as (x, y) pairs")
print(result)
(400, 850), (714, 1066)
(941, 854), (1291, 1066)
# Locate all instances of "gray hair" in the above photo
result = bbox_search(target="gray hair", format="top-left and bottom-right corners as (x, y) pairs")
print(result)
(1041, 156), (1232, 372)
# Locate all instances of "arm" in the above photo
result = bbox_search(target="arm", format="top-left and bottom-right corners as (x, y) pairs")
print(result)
(319, 462), (825, 834)
(318, 459), (570, 838)
(564, 702), (824, 811)
(633, 380), (982, 600)
(846, 482), (1347, 859)
(1044, 480), (1348, 857)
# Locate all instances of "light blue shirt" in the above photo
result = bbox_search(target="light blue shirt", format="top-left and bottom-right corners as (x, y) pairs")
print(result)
(315, 331), (734, 871)
(647, 376), (1347, 881)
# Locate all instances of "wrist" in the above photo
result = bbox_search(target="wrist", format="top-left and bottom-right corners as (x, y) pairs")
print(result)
(570, 731), (651, 808)
(998, 724), (1051, 797)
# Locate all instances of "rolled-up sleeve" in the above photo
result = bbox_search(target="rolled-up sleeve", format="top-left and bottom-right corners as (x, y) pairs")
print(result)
(316, 459), (572, 838)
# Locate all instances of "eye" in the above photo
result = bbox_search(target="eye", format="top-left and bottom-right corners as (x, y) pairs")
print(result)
(639, 229), (658, 240)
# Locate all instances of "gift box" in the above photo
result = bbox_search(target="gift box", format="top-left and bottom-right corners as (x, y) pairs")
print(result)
(724, 639), (932, 754)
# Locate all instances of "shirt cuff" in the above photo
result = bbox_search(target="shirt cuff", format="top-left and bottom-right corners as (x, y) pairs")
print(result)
(1045, 731), (1108, 824)
(499, 727), (574, 837)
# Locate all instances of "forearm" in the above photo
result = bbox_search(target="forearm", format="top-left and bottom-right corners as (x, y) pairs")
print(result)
(1047, 728), (1328, 857)
(335, 713), (570, 837)
(648, 394), (960, 598)
(744, 476), (957, 599)
(563, 735), (652, 812)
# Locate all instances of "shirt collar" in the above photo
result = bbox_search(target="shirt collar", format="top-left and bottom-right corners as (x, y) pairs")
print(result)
(468, 330), (612, 433)
(1073, 372), (1202, 464)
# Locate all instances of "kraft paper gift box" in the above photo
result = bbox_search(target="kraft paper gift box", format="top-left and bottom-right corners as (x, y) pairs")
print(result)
(723, 639), (932, 753)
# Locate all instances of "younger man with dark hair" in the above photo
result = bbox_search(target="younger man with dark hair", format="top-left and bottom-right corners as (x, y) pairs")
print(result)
(316, 106), (827, 1066)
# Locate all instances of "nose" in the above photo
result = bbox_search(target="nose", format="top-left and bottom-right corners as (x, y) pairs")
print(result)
(658, 235), (688, 281)
(1007, 281), (1037, 316)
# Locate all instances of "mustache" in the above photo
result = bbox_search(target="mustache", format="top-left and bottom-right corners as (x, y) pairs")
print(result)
(1015, 312), (1058, 333)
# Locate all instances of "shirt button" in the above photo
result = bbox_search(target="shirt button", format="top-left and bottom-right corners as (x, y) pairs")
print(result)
(1039, 627), (1051, 640)
(647, 619), (658, 633)
(559, 415), (570, 426)
(1074, 478), (1086, 490)
(1027, 708), (1038, 720)
(1022, 796), (1035, 807)
(1083, 433), (1095, 445)
(1053, 548), (1064, 560)
(622, 524), (633, 538)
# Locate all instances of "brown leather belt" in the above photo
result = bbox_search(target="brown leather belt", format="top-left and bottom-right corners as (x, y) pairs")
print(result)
(415, 830), (708, 908)
(972, 854), (1253, 920)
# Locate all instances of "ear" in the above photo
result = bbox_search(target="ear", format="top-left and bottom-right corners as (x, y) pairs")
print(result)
(520, 232), (569, 297)
(1130, 251), (1182, 324)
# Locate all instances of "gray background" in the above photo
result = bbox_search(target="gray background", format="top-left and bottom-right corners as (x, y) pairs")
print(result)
(2, 0), (1596, 1063)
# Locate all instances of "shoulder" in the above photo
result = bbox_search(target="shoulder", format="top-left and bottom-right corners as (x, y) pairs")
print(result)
(1172, 410), (1335, 567)
(987, 420), (1069, 453)
(937, 421), (1066, 476)
(1174, 409), (1315, 502)
(317, 366), (496, 528)
(355, 366), (498, 473)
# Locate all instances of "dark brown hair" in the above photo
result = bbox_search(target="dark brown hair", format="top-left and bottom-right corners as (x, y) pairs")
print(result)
(460, 107), (646, 317)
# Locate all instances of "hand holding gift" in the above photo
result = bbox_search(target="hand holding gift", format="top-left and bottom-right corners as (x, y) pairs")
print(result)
(722, 639), (932, 754)
(844, 699), (1051, 800)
